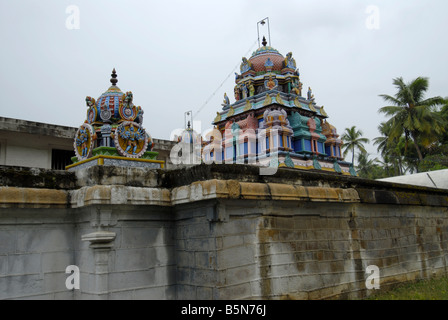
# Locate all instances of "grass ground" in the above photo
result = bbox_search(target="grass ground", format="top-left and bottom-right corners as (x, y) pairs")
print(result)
(366, 275), (448, 300)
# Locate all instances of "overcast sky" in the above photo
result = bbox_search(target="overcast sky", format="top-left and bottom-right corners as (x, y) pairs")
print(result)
(1, 0), (447, 158)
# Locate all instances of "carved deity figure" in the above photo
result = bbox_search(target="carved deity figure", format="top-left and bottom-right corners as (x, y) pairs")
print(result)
(221, 92), (230, 107)
(122, 91), (133, 110)
(118, 123), (145, 155)
(264, 58), (274, 68)
(76, 128), (89, 158)
(85, 96), (96, 108)
(136, 106), (144, 123)
(234, 86), (240, 101)
(119, 91), (138, 121)
(240, 57), (252, 73)
(284, 52), (296, 69)
(291, 78), (302, 96)
(242, 83), (248, 99)
(266, 76), (276, 90)
(307, 87), (315, 101)
(248, 82), (255, 97)
(235, 72), (240, 81)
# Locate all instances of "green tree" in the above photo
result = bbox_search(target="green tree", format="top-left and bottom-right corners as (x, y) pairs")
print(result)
(341, 126), (370, 166)
(373, 122), (400, 176)
(439, 99), (448, 145)
(356, 151), (387, 179)
(357, 151), (376, 177)
(419, 101), (448, 171)
(379, 77), (445, 166)
(373, 121), (414, 176)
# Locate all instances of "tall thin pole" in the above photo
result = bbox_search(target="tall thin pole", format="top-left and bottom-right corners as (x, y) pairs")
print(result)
(184, 110), (193, 158)
(185, 110), (192, 130)
(257, 17), (270, 48)
(267, 18), (271, 46)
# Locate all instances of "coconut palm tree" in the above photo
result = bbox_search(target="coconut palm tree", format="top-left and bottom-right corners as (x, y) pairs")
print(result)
(379, 77), (445, 165)
(373, 122), (392, 158)
(373, 121), (406, 176)
(440, 99), (448, 145)
(341, 126), (370, 166)
(356, 151), (377, 177)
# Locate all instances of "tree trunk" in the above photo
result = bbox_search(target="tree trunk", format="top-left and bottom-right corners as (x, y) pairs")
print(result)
(411, 132), (423, 172)
(352, 146), (355, 165)
(411, 138), (423, 161)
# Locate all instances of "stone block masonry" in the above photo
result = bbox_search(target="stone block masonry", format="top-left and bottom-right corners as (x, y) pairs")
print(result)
(0, 164), (448, 299)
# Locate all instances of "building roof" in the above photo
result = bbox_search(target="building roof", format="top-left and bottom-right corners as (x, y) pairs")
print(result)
(0, 116), (76, 139)
(377, 169), (448, 189)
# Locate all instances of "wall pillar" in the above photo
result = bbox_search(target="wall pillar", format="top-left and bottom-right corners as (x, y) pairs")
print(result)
(81, 230), (116, 299)
(81, 208), (117, 299)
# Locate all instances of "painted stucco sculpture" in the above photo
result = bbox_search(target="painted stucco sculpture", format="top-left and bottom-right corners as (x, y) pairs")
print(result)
(67, 69), (163, 170)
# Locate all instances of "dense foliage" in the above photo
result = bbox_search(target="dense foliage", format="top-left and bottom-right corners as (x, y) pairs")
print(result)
(342, 77), (447, 179)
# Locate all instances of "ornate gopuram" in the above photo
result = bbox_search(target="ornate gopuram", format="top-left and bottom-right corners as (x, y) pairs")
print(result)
(66, 69), (164, 170)
(205, 37), (356, 175)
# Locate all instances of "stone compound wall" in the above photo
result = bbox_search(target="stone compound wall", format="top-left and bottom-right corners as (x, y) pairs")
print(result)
(0, 164), (447, 299)
(72, 205), (176, 300)
(171, 176), (448, 300)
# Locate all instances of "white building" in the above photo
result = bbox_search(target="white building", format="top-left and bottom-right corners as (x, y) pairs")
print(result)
(0, 117), (176, 170)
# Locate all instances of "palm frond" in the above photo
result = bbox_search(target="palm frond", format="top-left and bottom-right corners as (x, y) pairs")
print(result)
(379, 105), (405, 116)
(378, 94), (402, 107)
(409, 77), (429, 102)
(417, 96), (445, 109)
(392, 77), (414, 105)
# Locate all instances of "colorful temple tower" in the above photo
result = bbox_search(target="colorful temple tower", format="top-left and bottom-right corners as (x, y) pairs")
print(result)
(66, 69), (164, 170)
(206, 37), (356, 175)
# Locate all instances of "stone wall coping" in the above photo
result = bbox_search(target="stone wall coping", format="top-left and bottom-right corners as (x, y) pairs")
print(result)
(69, 185), (172, 208)
(2, 178), (447, 209)
(0, 186), (68, 208)
(1, 164), (448, 208)
(170, 179), (361, 205)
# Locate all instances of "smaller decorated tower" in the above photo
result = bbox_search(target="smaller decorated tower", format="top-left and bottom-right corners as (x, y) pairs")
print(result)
(66, 69), (164, 170)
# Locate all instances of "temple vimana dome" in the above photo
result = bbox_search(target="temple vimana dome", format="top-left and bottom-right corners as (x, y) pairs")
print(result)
(67, 68), (164, 170)
(67, 35), (355, 176)
(202, 36), (356, 175)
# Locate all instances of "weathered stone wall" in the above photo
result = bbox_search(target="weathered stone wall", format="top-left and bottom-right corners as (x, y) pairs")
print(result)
(72, 205), (176, 300)
(0, 201), (176, 299)
(0, 207), (75, 299)
(168, 174), (448, 299)
(1, 164), (448, 299)
(248, 201), (448, 299)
